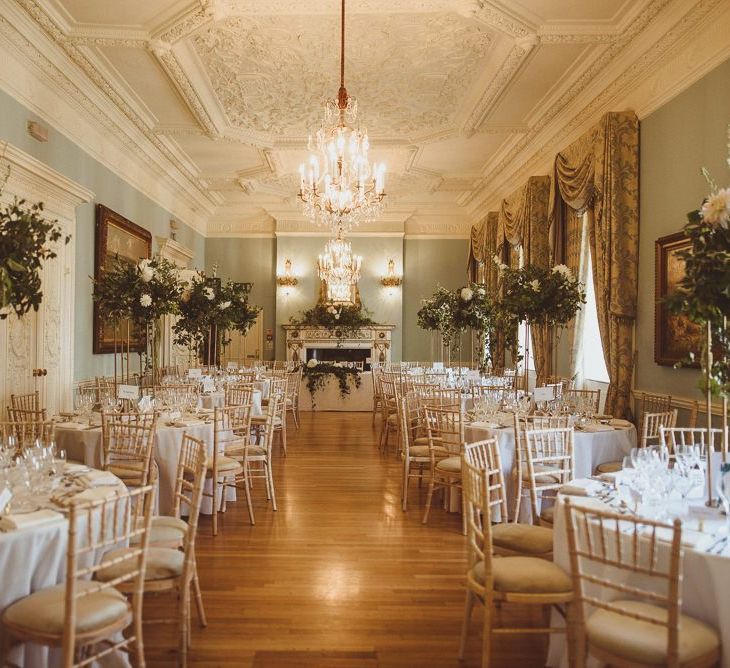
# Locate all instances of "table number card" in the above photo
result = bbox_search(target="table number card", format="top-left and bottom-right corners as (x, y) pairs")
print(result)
(188, 368), (202, 379)
(532, 386), (555, 403)
(117, 385), (140, 401)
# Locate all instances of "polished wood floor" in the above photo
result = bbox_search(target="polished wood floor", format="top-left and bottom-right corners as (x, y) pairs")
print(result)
(145, 412), (546, 667)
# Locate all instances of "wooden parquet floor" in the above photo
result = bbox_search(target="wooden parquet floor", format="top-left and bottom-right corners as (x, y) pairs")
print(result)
(144, 412), (547, 667)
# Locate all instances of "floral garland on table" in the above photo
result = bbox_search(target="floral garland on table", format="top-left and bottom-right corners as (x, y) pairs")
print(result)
(174, 271), (261, 356)
(0, 198), (70, 319)
(666, 174), (730, 397)
(301, 359), (362, 408)
(289, 303), (377, 342)
(93, 255), (181, 325)
(499, 262), (586, 327)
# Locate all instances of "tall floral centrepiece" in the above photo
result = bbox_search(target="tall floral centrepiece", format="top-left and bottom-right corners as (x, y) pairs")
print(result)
(297, 0), (386, 231)
(174, 272), (260, 365)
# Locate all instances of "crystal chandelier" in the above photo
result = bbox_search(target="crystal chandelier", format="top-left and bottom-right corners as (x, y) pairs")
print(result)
(298, 0), (386, 231)
(317, 229), (362, 304)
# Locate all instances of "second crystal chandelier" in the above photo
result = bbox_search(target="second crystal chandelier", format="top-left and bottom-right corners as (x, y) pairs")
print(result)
(298, 0), (386, 232)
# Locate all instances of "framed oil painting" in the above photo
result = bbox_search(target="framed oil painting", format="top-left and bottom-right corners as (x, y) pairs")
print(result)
(93, 204), (152, 354)
(654, 231), (702, 367)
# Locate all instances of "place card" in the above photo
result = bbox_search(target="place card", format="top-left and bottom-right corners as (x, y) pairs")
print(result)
(117, 384), (140, 401)
(188, 368), (202, 379)
(532, 386), (555, 403)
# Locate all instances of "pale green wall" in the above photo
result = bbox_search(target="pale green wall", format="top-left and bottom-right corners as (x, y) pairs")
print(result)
(637, 57), (730, 401)
(403, 238), (470, 362)
(275, 236), (404, 360)
(0, 88), (206, 381)
(204, 237), (277, 359)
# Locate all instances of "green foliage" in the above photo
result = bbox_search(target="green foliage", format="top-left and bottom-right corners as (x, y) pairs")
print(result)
(0, 198), (69, 319)
(301, 361), (362, 408)
(665, 193), (730, 397)
(500, 264), (586, 327)
(93, 256), (182, 325)
(289, 303), (377, 341)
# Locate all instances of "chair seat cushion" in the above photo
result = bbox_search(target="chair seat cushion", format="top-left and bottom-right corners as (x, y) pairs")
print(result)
(247, 445), (267, 458)
(540, 505), (555, 524)
(207, 456), (242, 473)
(97, 547), (184, 583)
(222, 438), (247, 454)
(131, 515), (188, 546)
(413, 436), (429, 446)
(595, 460), (623, 474)
(522, 464), (561, 484)
(492, 523), (553, 555)
(471, 557), (572, 594)
(586, 600), (720, 665)
(408, 445), (430, 458)
(2, 581), (129, 636)
(435, 456), (461, 474)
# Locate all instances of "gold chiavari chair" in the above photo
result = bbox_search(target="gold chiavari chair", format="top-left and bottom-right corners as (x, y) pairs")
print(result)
(564, 497), (720, 668)
(459, 458), (575, 664)
(513, 414), (571, 521)
(100, 412), (157, 490)
(6, 406), (47, 426)
(398, 394), (430, 512)
(284, 367), (302, 429)
(0, 486), (154, 667)
(371, 366), (384, 426)
(206, 404), (253, 533)
(660, 426), (729, 458)
(241, 394), (280, 523)
(524, 426), (574, 527)
(422, 405), (466, 534)
(98, 435), (208, 667)
(546, 375), (576, 392)
(9, 390), (41, 412)
(378, 376), (400, 453)
(563, 389), (601, 414)
(465, 438), (553, 559)
(641, 391), (673, 418)
(253, 378), (287, 455)
(0, 419), (54, 453)
(595, 409), (678, 476)
(225, 383), (254, 407)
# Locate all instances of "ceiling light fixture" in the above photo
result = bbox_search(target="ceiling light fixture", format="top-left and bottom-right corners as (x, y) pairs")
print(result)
(298, 0), (386, 232)
(317, 228), (362, 304)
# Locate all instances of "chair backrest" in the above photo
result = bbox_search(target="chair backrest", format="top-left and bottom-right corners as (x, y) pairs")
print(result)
(267, 377), (288, 401)
(225, 383), (254, 407)
(463, 438), (508, 527)
(10, 391), (41, 412)
(213, 403), (253, 470)
(523, 427), (574, 497)
(563, 497), (683, 666)
(286, 368), (302, 399)
(0, 420), (55, 453)
(641, 392), (673, 418)
(424, 405), (464, 458)
(514, 414), (571, 473)
(563, 389), (601, 414)
(64, 485), (154, 666)
(660, 426), (729, 456)
(7, 406), (47, 425)
(258, 392), (283, 453)
(641, 409), (678, 447)
(170, 433), (208, 533)
(100, 413), (157, 485)
(398, 394), (424, 459)
(546, 375), (575, 392)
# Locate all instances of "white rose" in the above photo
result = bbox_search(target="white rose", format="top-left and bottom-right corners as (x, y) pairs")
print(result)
(140, 294), (152, 307)
(552, 264), (572, 279)
(140, 267), (154, 283)
(219, 301), (231, 310)
(460, 287), (474, 301)
(498, 262), (508, 273)
(307, 359), (318, 368)
(334, 313), (340, 320)
(203, 287), (215, 300)
(530, 279), (540, 292)
(138, 259), (152, 270)
(701, 188), (730, 226)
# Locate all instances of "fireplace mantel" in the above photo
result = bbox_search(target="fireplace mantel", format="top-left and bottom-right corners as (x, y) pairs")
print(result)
(283, 324), (395, 366)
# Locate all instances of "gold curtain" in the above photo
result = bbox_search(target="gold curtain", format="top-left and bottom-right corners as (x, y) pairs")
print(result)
(467, 215), (489, 282)
(549, 112), (639, 418)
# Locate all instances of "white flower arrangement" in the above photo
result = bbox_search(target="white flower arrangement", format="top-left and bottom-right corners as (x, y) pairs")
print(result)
(701, 188), (730, 226)
(139, 294), (152, 308)
(460, 287), (474, 301)
(306, 358), (318, 368)
(218, 301), (231, 310)
(203, 287), (215, 301)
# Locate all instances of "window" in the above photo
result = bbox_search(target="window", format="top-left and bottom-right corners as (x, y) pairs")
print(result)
(581, 251), (609, 383)
(515, 245), (535, 371)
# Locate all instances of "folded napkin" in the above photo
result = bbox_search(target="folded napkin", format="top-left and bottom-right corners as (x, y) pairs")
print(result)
(70, 486), (120, 504)
(610, 418), (633, 429)
(82, 471), (121, 487)
(469, 421), (502, 430)
(578, 423), (615, 433)
(598, 471), (621, 484)
(64, 462), (89, 474)
(0, 509), (65, 532)
(559, 478), (604, 497)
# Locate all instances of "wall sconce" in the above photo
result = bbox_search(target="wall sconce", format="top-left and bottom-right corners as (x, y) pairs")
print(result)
(277, 258), (299, 293)
(380, 259), (402, 289)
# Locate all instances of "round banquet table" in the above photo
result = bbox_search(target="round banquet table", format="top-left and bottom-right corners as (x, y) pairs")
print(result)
(54, 417), (238, 516)
(200, 388), (263, 413)
(464, 420), (636, 521)
(0, 465), (128, 667)
(547, 490), (730, 667)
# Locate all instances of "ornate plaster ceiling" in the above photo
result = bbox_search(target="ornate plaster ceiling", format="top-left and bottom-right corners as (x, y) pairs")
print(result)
(9, 0), (728, 235)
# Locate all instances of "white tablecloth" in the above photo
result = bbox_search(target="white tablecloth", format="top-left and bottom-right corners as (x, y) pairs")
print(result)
(548, 493), (730, 667)
(464, 422), (636, 520)
(298, 373), (373, 412)
(54, 420), (234, 515)
(0, 467), (127, 667)
(200, 389), (263, 414)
